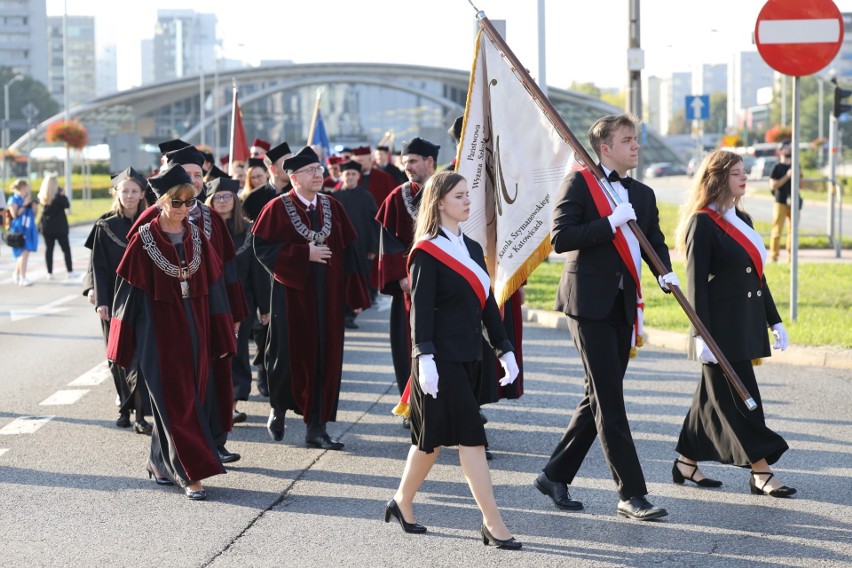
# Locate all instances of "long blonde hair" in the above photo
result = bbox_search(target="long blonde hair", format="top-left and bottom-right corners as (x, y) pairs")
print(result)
(413, 171), (466, 241)
(109, 178), (145, 219)
(675, 150), (746, 254)
(38, 175), (59, 206)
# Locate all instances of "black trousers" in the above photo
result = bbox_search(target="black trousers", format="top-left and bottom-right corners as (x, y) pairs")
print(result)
(44, 233), (72, 273)
(543, 291), (648, 500)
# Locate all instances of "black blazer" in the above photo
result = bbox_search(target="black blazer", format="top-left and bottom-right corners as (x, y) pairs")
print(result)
(552, 170), (671, 322)
(685, 210), (781, 363)
(409, 233), (513, 362)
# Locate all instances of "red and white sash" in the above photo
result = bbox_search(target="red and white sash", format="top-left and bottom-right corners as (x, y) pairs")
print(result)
(579, 168), (644, 351)
(699, 206), (766, 283)
(408, 234), (491, 309)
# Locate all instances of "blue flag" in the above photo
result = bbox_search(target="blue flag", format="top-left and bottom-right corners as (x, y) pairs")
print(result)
(312, 110), (330, 157)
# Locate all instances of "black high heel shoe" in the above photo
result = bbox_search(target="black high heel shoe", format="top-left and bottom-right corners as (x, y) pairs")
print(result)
(384, 499), (426, 533)
(184, 485), (207, 501)
(750, 472), (796, 498)
(672, 459), (723, 488)
(145, 463), (174, 486)
(134, 420), (153, 435)
(481, 524), (522, 550)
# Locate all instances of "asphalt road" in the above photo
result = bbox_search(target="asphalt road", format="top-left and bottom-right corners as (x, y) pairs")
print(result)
(1, 224), (851, 567)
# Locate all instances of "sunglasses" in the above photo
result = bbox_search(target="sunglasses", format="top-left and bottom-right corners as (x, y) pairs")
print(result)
(170, 197), (197, 208)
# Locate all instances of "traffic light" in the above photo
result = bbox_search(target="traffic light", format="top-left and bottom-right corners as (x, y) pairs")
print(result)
(832, 78), (852, 118)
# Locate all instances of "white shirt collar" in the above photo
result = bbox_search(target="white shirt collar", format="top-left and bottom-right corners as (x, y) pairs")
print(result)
(294, 191), (318, 209)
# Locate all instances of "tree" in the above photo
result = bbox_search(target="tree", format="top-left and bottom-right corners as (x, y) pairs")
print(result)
(709, 93), (727, 136)
(667, 111), (690, 135)
(0, 66), (60, 145)
(569, 81), (602, 99)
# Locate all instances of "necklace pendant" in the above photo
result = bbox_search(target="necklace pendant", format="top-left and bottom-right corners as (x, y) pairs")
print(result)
(180, 280), (190, 298)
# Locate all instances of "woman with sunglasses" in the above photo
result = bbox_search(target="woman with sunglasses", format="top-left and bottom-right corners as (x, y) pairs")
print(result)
(206, 177), (270, 425)
(107, 165), (236, 501)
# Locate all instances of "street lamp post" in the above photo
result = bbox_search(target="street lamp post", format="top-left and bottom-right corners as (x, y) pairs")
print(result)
(3, 74), (25, 193)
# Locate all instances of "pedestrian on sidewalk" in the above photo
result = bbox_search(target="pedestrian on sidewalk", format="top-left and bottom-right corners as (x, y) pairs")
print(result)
(7, 178), (38, 286)
(386, 171), (522, 550)
(768, 141), (802, 263)
(672, 149), (795, 498)
(37, 174), (75, 280)
(534, 113), (678, 521)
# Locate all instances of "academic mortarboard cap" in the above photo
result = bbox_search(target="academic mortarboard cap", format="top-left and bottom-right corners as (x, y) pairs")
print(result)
(158, 138), (191, 156)
(376, 145), (390, 152)
(199, 150), (214, 164)
(340, 147), (353, 154)
(326, 155), (343, 166)
(282, 146), (320, 172)
(147, 164), (193, 197)
(340, 160), (362, 173)
(206, 177), (240, 194)
(251, 138), (271, 152)
(266, 141), (292, 163)
(352, 146), (372, 156)
(110, 166), (148, 190)
(248, 157), (266, 169)
(205, 164), (229, 180)
(402, 137), (440, 161)
(449, 116), (464, 142)
(164, 145), (205, 168)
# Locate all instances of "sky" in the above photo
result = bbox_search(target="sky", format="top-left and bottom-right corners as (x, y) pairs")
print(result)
(47, 0), (852, 92)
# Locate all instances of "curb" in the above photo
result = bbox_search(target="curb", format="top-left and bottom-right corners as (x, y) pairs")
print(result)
(522, 307), (852, 371)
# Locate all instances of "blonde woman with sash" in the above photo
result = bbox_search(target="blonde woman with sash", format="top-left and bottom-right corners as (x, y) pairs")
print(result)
(384, 171), (522, 550)
(674, 150), (794, 498)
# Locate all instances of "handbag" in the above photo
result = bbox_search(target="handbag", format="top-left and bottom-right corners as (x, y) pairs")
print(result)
(4, 230), (25, 248)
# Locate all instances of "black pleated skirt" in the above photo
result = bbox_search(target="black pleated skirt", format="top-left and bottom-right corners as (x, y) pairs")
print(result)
(409, 358), (487, 453)
(676, 359), (789, 467)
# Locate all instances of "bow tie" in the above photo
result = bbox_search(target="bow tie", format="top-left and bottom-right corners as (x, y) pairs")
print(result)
(606, 170), (632, 188)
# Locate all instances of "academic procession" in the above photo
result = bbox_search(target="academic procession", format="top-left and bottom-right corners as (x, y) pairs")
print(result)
(1, 11), (851, 568)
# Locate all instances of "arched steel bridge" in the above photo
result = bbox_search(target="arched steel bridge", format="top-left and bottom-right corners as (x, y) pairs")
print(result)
(12, 62), (681, 167)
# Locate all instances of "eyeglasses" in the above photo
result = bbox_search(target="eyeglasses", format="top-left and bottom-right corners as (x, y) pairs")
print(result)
(170, 197), (197, 208)
(293, 165), (325, 176)
(212, 193), (234, 202)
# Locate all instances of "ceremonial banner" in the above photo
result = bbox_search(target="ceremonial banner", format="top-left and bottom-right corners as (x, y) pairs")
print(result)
(229, 85), (250, 166)
(457, 29), (573, 306)
(311, 110), (331, 158)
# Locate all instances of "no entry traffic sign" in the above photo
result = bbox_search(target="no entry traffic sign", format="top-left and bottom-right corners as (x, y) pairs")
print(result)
(754, 0), (844, 76)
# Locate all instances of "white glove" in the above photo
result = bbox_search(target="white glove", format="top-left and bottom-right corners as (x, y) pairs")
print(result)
(418, 354), (439, 399)
(608, 202), (636, 231)
(694, 336), (718, 364)
(658, 271), (680, 291)
(498, 352), (520, 386)
(770, 323), (789, 351)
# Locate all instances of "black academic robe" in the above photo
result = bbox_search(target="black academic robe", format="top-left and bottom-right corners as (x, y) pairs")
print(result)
(107, 217), (236, 483)
(330, 185), (379, 279)
(230, 221), (271, 401)
(252, 190), (370, 423)
(242, 181), (291, 221)
(381, 162), (407, 185)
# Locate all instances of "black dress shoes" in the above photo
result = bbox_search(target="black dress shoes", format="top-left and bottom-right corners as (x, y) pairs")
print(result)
(256, 371), (269, 397)
(133, 420), (153, 435)
(480, 524), (522, 550)
(749, 472), (796, 498)
(217, 446), (241, 464)
(267, 409), (285, 441)
(384, 499), (427, 533)
(184, 486), (207, 501)
(146, 463), (174, 486)
(233, 409), (247, 424)
(305, 433), (344, 450)
(672, 459), (722, 488)
(344, 317), (358, 329)
(534, 472), (584, 511)
(116, 413), (131, 428)
(617, 496), (668, 520)
(485, 449), (494, 461)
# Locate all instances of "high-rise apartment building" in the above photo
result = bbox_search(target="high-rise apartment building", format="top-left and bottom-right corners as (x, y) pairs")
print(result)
(47, 15), (97, 109)
(1, 0), (48, 84)
(727, 51), (774, 129)
(152, 10), (217, 84)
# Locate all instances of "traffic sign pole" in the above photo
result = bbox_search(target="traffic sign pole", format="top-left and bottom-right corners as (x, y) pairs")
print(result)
(791, 77), (801, 322)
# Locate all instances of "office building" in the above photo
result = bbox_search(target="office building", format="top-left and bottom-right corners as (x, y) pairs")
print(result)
(1, 0), (48, 84)
(47, 15), (97, 109)
(152, 10), (217, 83)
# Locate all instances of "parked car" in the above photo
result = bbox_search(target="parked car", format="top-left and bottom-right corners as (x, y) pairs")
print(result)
(645, 162), (687, 178)
(749, 156), (779, 180)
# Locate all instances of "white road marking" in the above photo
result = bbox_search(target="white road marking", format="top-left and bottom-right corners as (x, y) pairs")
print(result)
(0, 416), (55, 435)
(39, 390), (90, 406)
(8, 294), (79, 322)
(68, 362), (111, 386)
(0, 449), (8, 458)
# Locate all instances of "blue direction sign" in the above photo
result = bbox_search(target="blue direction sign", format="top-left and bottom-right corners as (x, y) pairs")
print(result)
(685, 95), (710, 120)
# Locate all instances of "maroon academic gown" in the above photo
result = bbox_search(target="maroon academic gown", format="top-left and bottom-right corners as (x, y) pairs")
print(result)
(252, 190), (370, 423)
(129, 203), (248, 437)
(107, 217), (236, 483)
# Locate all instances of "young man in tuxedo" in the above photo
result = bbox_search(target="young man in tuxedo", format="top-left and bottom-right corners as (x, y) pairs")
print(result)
(534, 114), (679, 521)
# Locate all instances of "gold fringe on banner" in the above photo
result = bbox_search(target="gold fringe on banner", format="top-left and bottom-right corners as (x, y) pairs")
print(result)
(494, 238), (553, 307)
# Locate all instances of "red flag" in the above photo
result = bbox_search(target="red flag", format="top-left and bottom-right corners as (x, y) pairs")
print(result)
(229, 86), (250, 166)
